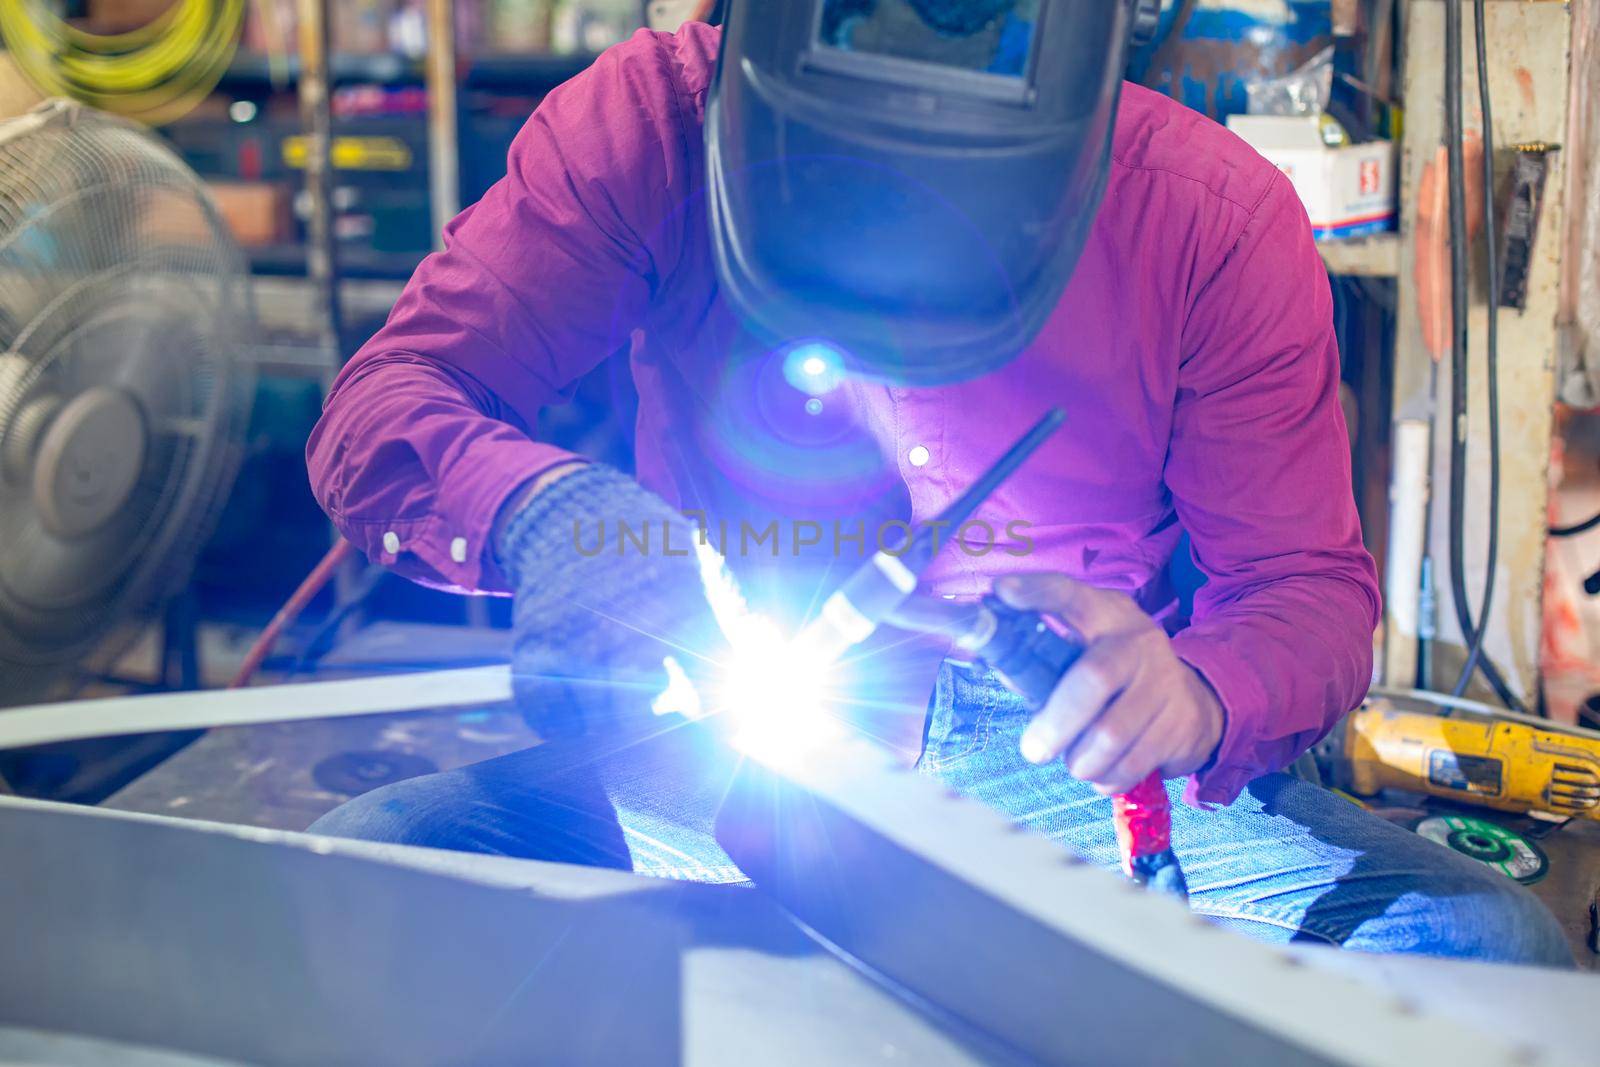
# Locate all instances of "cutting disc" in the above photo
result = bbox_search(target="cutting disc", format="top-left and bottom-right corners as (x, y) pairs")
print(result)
(1415, 813), (1549, 884)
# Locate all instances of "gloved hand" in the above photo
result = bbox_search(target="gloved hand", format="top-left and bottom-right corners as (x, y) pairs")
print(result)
(495, 463), (734, 738)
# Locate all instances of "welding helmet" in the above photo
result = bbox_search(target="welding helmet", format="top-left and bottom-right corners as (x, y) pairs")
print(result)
(707, 1), (1154, 385)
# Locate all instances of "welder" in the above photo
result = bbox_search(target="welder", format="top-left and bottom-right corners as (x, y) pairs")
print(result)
(305, 1), (1569, 964)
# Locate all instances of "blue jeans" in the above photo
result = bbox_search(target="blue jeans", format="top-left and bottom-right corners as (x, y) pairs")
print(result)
(310, 661), (1572, 966)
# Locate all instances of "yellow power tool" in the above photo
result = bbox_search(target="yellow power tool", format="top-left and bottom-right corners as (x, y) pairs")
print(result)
(1316, 689), (1600, 822)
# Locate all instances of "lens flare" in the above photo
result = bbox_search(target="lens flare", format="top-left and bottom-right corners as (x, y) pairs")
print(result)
(782, 341), (845, 396)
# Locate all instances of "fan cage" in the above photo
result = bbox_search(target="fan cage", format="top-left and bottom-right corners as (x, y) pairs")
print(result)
(0, 99), (256, 702)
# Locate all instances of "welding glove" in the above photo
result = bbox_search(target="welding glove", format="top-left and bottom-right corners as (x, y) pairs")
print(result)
(495, 463), (735, 738)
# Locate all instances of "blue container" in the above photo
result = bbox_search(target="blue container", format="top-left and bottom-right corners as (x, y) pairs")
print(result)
(1127, 0), (1333, 121)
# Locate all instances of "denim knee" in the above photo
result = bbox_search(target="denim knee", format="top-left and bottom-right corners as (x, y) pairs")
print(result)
(1390, 866), (1574, 968)
(1443, 877), (1573, 967)
(306, 773), (469, 847)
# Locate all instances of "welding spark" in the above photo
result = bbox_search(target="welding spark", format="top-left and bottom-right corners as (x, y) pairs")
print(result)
(651, 540), (841, 763)
(717, 615), (840, 761)
(655, 618), (840, 763)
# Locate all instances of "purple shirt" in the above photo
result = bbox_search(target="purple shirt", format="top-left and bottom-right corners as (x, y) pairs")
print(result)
(307, 24), (1379, 806)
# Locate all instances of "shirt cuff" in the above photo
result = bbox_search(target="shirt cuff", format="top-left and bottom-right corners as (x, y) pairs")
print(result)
(1171, 628), (1268, 808)
(361, 437), (580, 595)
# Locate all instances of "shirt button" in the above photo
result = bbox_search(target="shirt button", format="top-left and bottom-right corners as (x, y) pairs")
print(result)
(450, 537), (469, 564)
(382, 531), (400, 554)
(908, 445), (931, 468)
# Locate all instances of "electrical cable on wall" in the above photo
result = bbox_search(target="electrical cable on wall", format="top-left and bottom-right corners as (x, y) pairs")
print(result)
(1442, 0), (1525, 712)
(1551, 512), (1600, 539)
(0, 0), (245, 125)
(1451, 0), (1510, 702)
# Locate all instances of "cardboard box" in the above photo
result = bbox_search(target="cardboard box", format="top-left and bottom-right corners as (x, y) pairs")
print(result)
(205, 181), (292, 248)
(1226, 114), (1397, 241)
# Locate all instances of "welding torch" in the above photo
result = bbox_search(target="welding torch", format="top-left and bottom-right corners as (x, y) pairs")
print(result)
(795, 409), (1189, 899)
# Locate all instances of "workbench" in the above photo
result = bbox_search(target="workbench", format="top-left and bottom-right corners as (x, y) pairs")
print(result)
(4, 670), (1600, 1066)
(2, 794), (1597, 1067)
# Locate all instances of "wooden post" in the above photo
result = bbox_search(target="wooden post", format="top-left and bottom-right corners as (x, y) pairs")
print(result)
(425, 0), (461, 249)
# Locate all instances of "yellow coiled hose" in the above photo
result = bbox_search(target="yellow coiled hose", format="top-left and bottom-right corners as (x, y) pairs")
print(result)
(0, 0), (246, 124)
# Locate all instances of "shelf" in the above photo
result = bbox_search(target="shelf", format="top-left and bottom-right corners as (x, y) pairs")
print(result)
(219, 51), (600, 93)
(252, 275), (408, 337)
(463, 52), (602, 90)
(245, 243), (425, 281)
(1317, 232), (1401, 279)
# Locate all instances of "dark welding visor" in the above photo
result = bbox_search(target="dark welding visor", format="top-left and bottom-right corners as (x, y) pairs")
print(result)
(707, 1), (1137, 385)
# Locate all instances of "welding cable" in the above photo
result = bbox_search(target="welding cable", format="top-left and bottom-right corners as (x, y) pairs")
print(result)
(228, 538), (356, 689)
(284, 564), (389, 679)
(1452, 0), (1509, 701)
(1442, 0), (1525, 712)
(1552, 511), (1600, 539)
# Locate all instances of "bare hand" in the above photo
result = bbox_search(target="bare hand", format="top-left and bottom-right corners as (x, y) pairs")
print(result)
(997, 573), (1225, 795)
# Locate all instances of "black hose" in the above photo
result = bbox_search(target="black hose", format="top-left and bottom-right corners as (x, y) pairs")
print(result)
(1442, 0), (1473, 682)
(1453, 0), (1505, 700)
(1443, 0), (1525, 711)
(1552, 512), (1600, 539)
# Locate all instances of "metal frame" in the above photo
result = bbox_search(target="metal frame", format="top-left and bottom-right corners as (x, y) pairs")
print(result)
(719, 729), (1580, 1067)
(0, 796), (1011, 1065)
(0, 669), (1593, 1064)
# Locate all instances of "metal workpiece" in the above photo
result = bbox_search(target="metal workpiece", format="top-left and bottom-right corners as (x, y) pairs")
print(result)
(0, 796), (1010, 1067)
(715, 730), (1577, 1067)
(0, 666), (514, 751)
(1, 673), (1597, 1064)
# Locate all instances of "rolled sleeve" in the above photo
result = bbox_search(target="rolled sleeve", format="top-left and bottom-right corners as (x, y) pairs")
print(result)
(1171, 628), (1267, 805)
(306, 29), (700, 592)
(307, 354), (579, 593)
(1165, 172), (1381, 807)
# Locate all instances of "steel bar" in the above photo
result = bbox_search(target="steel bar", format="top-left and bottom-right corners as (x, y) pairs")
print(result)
(715, 731), (1566, 1067)
(0, 679), (1594, 1062)
(0, 797), (1009, 1066)
(0, 667), (511, 750)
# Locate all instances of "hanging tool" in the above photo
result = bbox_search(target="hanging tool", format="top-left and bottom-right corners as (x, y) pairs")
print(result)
(794, 409), (1187, 898)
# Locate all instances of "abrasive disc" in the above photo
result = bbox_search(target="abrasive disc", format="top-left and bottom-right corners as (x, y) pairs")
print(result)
(1415, 813), (1549, 884)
